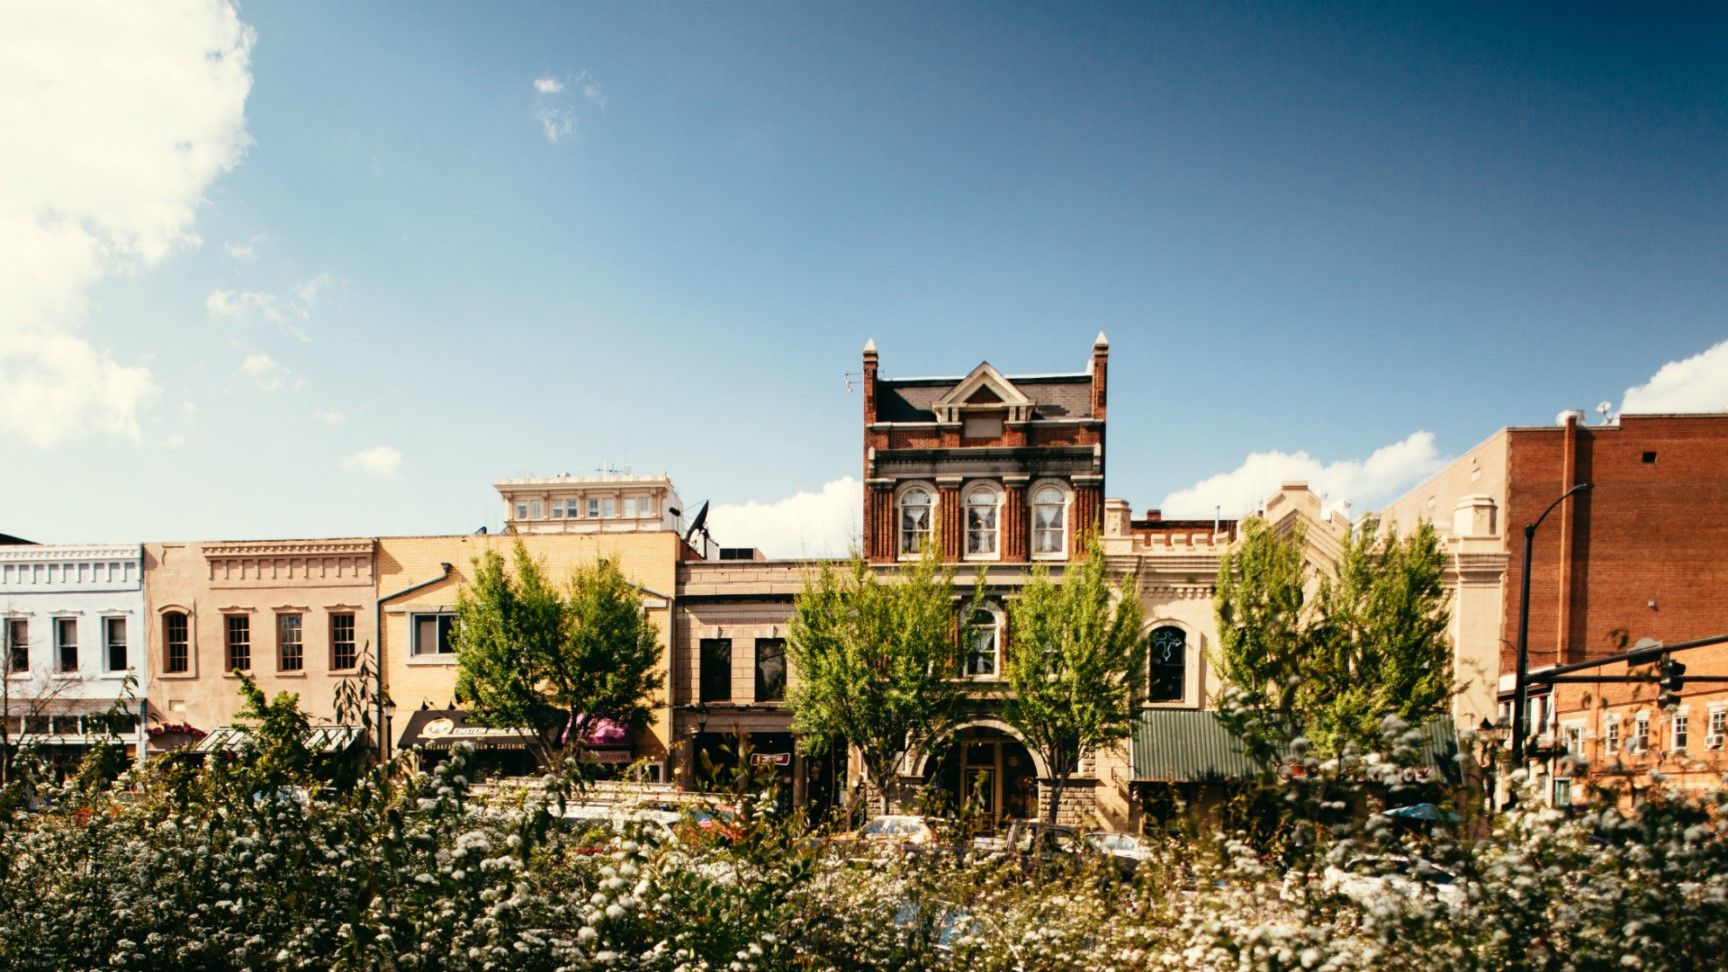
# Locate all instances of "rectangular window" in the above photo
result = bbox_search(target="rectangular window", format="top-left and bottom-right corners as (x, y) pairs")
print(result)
(1674, 712), (1689, 752)
(104, 617), (127, 672)
(966, 613), (999, 678)
(588, 498), (599, 518)
(225, 615), (251, 672)
(5, 618), (26, 673)
(622, 497), (638, 518)
(1563, 724), (1583, 756)
(515, 500), (528, 519)
(1605, 719), (1620, 755)
(528, 499), (543, 519)
(550, 499), (566, 518)
(1710, 708), (1728, 748)
(601, 498), (616, 518)
(164, 613), (189, 674)
(1633, 715), (1650, 754)
(754, 638), (786, 703)
(638, 498), (654, 518)
(699, 638), (731, 702)
(1553, 778), (1572, 808)
(330, 612), (357, 670)
(413, 613), (456, 656)
(278, 614), (304, 672)
(56, 618), (77, 673)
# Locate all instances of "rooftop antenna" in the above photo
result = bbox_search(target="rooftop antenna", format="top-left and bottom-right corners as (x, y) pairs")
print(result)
(1596, 401), (1613, 425)
(843, 372), (863, 393)
(683, 500), (712, 553)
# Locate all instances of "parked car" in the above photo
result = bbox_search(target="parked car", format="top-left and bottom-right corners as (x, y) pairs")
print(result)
(832, 814), (939, 858)
(1081, 831), (1151, 878)
(1318, 854), (1467, 910)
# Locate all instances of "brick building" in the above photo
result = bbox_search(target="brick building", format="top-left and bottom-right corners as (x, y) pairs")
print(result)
(1380, 412), (1728, 802)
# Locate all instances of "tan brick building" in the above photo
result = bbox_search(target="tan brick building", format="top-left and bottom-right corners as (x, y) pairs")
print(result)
(376, 531), (683, 773)
(142, 539), (377, 745)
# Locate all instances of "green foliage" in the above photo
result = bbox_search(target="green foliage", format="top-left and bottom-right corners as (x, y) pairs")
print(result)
(785, 550), (963, 812)
(233, 671), (316, 785)
(1215, 516), (1452, 761)
(1001, 537), (1145, 822)
(454, 541), (663, 768)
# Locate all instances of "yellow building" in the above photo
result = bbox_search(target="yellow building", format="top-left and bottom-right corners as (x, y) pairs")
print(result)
(376, 531), (684, 774)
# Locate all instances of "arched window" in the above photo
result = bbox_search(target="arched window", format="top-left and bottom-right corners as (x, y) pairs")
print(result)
(966, 608), (1000, 678)
(965, 486), (999, 558)
(1148, 626), (1186, 702)
(899, 487), (934, 556)
(1032, 485), (1067, 556)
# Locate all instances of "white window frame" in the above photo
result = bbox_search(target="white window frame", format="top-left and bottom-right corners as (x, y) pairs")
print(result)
(1673, 707), (1690, 753)
(897, 483), (936, 560)
(101, 615), (129, 674)
(964, 605), (1002, 680)
(1632, 712), (1650, 754)
(963, 483), (1001, 561)
(1561, 720), (1585, 757)
(6, 616), (28, 676)
(1708, 705), (1727, 750)
(1604, 715), (1621, 756)
(587, 498), (600, 518)
(1029, 480), (1070, 561)
(54, 616), (79, 675)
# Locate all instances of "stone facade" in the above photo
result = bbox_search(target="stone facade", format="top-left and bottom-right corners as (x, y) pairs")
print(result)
(0, 544), (148, 761)
(495, 472), (692, 540)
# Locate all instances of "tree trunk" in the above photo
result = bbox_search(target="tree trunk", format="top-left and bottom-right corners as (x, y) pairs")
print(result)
(1044, 773), (1065, 825)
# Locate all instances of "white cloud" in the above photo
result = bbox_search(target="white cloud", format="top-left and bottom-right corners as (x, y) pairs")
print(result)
(530, 70), (600, 143)
(205, 271), (332, 343)
(711, 477), (862, 559)
(1620, 339), (1728, 415)
(534, 105), (577, 143)
(341, 445), (402, 476)
(315, 408), (346, 425)
(239, 351), (282, 390)
(0, 0), (253, 446)
(224, 233), (266, 260)
(1160, 432), (1447, 520)
(532, 75), (565, 95)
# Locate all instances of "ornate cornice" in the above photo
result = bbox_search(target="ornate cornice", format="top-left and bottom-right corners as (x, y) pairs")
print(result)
(203, 539), (374, 559)
(0, 544), (140, 564)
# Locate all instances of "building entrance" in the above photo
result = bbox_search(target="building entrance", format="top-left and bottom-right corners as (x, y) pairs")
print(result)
(924, 727), (1037, 830)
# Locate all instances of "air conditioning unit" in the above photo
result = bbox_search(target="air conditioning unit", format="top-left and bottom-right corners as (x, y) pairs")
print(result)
(1706, 734), (1724, 751)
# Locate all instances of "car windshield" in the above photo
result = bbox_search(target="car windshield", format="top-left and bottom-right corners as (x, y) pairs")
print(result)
(1090, 833), (1141, 853)
(861, 816), (924, 836)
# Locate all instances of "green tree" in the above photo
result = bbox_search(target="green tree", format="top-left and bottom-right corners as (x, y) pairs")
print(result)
(454, 541), (662, 768)
(1214, 515), (1452, 761)
(1001, 538), (1145, 823)
(785, 551), (963, 814)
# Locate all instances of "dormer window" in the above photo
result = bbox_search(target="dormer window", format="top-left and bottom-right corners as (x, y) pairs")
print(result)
(1032, 484), (1068, 558)
(965, 486), (1000, 559)
(899, 487), (934, 556)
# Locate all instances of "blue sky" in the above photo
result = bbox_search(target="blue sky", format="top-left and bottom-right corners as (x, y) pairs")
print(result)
(2, 1), (1724, 555)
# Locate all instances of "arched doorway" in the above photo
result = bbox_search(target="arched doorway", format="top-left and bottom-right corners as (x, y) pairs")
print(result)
(922, 725), (1039, 830)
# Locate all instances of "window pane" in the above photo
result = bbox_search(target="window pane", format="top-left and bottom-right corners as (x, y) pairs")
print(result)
(57, 618), (77, 672)
(7, 619), (27, 673)
(1148, 627), (1185, 702)
(967, 612), (997, 677)
(700, 638), (732, 702)
(106, 617), (127, 671)
(164, 612), (189, 674)
(279, 614), (303, 671)
(331, 612), (357, 670)
(755, 638), (786, 703)
(225, 615), (251, 672)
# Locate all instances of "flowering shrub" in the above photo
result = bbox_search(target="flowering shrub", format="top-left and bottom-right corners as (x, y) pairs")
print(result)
(1, 740), (1726, 971)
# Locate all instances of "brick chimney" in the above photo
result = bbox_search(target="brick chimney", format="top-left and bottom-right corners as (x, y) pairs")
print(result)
(1090, 332), (1108, 419)
(862, 338), (878, 425)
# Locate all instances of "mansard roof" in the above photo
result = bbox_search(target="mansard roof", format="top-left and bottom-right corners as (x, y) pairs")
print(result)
(876, 361), (1094, 423)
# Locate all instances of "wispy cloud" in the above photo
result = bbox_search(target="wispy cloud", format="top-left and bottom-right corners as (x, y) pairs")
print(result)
(1160, 432), (1447, 520)
(530, 71), (602, 143)
(206, 271), (334, 343)
(341, 445), (402, 476)
(239, 351), (283, 391)
(1620, 339), (1728, 415)
(0, 0), (253, 446)
(710, 477), (861, 558)
(224, 233), (267, 260)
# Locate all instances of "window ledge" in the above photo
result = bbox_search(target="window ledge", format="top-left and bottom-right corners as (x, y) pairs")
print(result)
(407, 654), (457, 666)
(275, 671), (308, 679)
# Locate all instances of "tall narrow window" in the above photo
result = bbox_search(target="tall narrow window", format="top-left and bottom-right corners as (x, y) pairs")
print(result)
(899, 488), (934, 556)
(1148, 626), (1186, 702)
(755, 638), (787, 703)
(1032, 486), (1067, 556)
(966, 609), (999, 678)
(1634, 714), (1650, 753)
(6, 619), (27, 673)
(104, 617), (127, 672)
(1605, 718), (1620, 756)
(1674, 712), (1689, 752)
(56, 618), (78, 673)
(699, 638), (732, 702)
(163, 612), (189, 674)
(278, 614), (304, 672)
(601, 498), (616, 518)
(965, 487), (999, 558)
(330, 612), (357, 671)
(225, 615), (251, 672)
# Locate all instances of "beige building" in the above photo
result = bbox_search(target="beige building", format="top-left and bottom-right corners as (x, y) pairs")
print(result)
(142, 539), (378, 744)
(376, 531), (684, 773)
(495, 471), (692, 539)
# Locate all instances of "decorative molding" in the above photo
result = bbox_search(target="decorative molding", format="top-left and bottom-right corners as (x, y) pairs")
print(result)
(0, 545), (140, 564)
(203, 539), (374, 558)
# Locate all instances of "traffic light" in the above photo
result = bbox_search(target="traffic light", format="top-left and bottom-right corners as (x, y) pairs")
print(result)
(1658, 658), (1687, 709)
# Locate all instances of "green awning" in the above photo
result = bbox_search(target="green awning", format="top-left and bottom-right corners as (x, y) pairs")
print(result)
(1129, 710), (1459, 783)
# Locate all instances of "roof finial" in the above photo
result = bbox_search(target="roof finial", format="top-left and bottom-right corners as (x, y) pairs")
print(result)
(1094, 331), (1109, 348)
(864, 337), (877, 354)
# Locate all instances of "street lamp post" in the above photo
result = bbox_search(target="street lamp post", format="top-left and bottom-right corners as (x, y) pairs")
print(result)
(1510, 482), (1591, 782)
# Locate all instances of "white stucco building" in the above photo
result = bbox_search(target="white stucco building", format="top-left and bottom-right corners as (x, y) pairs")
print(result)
(0, 543), (149, 766)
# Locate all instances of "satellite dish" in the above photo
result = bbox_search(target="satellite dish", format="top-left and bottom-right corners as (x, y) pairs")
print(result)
(684, 501), (710, 545)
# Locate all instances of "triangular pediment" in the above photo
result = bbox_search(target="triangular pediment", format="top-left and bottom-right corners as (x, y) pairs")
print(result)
(932, 362), (1034, 422)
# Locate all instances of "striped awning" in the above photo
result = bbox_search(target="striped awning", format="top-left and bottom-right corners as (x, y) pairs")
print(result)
(193, 725), (364, 755)
(1130, 710), (1459, 783)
